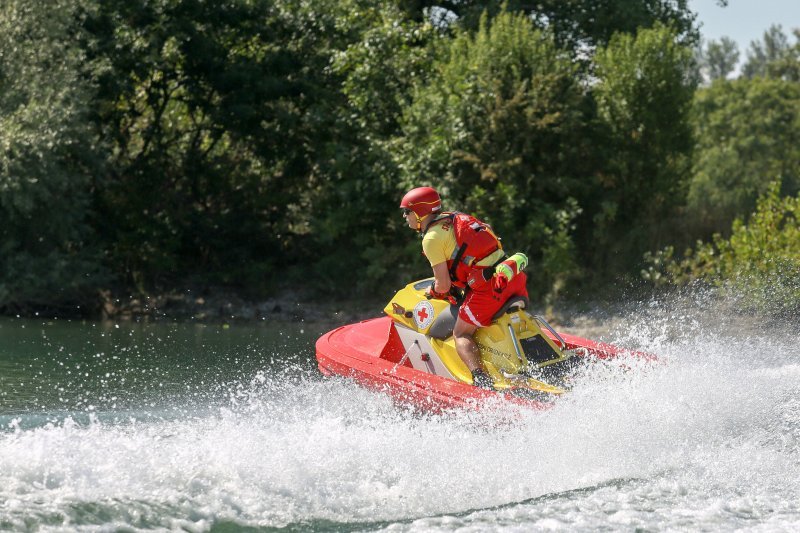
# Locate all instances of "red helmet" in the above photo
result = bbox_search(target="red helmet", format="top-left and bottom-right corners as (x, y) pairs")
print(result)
(400, 187), (441, 218)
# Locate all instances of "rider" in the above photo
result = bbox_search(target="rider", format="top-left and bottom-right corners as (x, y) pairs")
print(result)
(400, 186), (529, 389)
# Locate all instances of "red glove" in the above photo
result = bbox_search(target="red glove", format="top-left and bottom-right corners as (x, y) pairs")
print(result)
(426, 287), (457, 305)
(492, 253), (529, 293)
(493, 273), (510, 293)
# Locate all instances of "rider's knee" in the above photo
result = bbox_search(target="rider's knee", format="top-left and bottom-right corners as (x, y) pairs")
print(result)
(453, 316), (478, 340)
(453, 325), (475, 340)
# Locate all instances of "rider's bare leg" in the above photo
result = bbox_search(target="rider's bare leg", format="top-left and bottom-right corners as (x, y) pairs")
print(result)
(453, 317), (481, 371)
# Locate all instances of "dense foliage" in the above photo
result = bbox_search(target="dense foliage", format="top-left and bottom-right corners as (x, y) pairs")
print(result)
(591, 23), (697, 274)
(643, 182), (800, 315)
(0, 1), (106, 313)
(395, 11), (589, 298)
(647, 26), (800, 315)
(687, 77), (800, 238)
(0, 0), (797, 316)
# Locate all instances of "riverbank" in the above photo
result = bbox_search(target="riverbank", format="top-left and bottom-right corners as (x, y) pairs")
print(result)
(96, 287), (385, 328)
(91, 286), (622, 340)
(5, 284), (607, 335)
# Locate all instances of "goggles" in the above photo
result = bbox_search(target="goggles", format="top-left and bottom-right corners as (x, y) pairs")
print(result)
(401, 208), (412, 217)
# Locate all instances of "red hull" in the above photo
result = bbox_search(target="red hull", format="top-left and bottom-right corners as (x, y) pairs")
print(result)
(315, 316), (644, 412)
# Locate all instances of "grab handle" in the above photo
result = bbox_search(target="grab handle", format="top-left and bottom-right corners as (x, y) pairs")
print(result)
(533, 315), (567, 350)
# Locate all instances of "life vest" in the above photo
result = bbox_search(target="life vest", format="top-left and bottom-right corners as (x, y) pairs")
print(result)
(423, 212), (503, 287)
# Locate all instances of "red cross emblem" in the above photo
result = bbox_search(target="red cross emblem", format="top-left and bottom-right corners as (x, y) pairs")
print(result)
(413, 301), (435, 328)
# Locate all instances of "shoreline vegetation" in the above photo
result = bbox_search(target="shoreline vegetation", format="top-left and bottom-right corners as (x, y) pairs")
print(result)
(95, 285), (593, 328)
(25, 283), (612, 337)
(97, 288), (384, 327)
(6, 281), (795, 347)
(2, 3), (799, 320)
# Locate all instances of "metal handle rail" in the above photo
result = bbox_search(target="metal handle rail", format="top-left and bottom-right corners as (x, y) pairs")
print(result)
(391, 340), (420, 373)
(507, 324), (525, 364)
(533, 314), (568, 350)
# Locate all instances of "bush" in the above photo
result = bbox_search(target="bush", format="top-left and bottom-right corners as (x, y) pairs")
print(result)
(0, 0), (107, 314)
(644, 181), (800, 315)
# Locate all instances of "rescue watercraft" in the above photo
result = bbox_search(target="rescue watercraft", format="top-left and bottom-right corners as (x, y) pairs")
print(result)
(315, 279), (648, 411)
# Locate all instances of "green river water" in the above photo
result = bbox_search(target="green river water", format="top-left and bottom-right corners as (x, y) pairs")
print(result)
(0, 318), (325, 425)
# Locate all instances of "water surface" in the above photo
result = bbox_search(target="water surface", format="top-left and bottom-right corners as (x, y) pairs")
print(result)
(0, 304), (798, 531)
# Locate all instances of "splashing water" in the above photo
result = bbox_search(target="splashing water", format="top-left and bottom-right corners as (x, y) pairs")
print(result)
(0, 302), (798, 531)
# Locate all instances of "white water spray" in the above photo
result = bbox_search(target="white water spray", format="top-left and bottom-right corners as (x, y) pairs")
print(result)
(1, 301), (798, 531)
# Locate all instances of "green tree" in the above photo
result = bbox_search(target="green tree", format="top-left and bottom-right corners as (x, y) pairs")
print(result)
(81, 0), (434, 296)
(399, 1), (698, 49)
(395, 10), (587, 298)
(687, 77), (800, 238)
(767, 28), (800, 82)
(332, 6), (437, 138)
(592, 23), (698, 274)
(315, 5), (439, 288)
(84, 0), (311, 291)
(698, 36), (739, 82)
(0, 0), (106, 314)
(741, 25), (792, 79)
